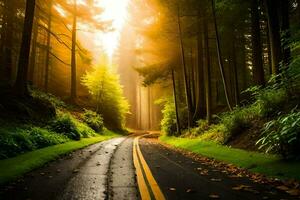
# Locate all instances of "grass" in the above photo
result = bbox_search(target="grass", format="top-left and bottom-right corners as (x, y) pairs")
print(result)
(160, 135), (300, 181)
(0, 131), (119, 185)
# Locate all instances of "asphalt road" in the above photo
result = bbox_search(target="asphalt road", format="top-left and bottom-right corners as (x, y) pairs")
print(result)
(0, 133), (297, 200)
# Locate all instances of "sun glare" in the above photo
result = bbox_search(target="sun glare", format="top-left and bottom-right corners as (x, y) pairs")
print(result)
(94, 0), (130, 59)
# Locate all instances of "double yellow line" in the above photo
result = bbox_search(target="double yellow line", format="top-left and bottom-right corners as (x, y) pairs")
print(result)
(133, 136), (166, 200)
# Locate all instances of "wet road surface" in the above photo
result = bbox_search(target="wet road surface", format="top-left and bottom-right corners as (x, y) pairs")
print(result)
(0, 133), (297, 200)
(138, 137), (295, 200)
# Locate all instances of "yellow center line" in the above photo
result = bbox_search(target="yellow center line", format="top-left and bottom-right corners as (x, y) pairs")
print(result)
(133, 137), (151, 200)
(133, 136), (166, 200)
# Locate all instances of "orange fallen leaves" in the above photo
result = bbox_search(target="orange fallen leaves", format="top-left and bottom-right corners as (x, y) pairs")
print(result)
(209, 194), (220, 199)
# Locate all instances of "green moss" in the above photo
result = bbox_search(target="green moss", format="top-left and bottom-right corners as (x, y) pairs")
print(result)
(160, 136), (300, 181)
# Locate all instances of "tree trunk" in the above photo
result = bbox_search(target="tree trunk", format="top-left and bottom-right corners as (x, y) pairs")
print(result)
(0, 0), (14, 84)
(203, 16), (212, 124)
(70, 1), (77, 102)
(231, 39), (239, 106)
(28, 8), (39, 84)
(148, 86), (151, 130)
(211, 0), (233, 111)
(172, 69), (181, 135)
(193, 12), (206, 120)
(280, 0), (291, 67)
(44, 0), (53, 92)
(177, 5), (193, 128)
(251, 0), (265, 86)
(14, 0), (36, 96)
(264, 0), (282, 74)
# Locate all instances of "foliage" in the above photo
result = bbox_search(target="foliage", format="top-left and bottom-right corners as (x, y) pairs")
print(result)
(82, 109), (104, 132)
(159, 97), (188, 136)
(193, 120), (210, 134)
(30, 88), (67, 109)
(0, 126), (69, 159)
(75, 120), (97, 138)
(160, 98), (177, 135)
(26, 127), (69, 148)
(50, 113), (81, 140)
(82, 64), (129, 130)
(219, 105), (260, 141)
(257, 109), (300, 159)
(247, 86), (287, 117)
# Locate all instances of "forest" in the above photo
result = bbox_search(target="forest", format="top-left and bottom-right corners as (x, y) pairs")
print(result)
(0, 0), (300, 198)
(132, 0), (300, 159)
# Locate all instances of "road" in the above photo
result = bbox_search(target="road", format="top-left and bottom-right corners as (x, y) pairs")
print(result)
(0, 132), (296, 200)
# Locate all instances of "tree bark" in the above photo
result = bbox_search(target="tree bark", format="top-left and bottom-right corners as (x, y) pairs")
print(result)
(177, 5), (193, 128)
(0, 0), (14, 84)
(172, 69), (181, 135)
(70, 1), (77, 102)
(231, 39), (239, 106)
(264, 0), (282, 74)
(28, 8), (39, 84)
(203, 16), (212, 124)
(211, 0), (233, 111)
(280, 0), (291, 67)
(193, 13), (206, 120)
(14, 0), (36, 96)
(44, 0), (53, 92)
(251, 0), (265, 86)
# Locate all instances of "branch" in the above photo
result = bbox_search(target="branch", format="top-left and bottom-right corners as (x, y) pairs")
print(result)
(49, 51), (71, 66)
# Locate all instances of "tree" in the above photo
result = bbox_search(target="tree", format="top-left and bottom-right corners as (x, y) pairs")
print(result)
(251, 0), (265, 86)
(0, 0), (15, 84)
(82, 62), (129, 130)
(13, 0), (36, 96)
(264, 0), (282, 74)
(211, 0), (233, 111)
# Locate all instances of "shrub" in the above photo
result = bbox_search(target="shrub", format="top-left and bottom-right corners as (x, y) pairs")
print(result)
(197, 124), (227, 144)
(219, 105), (260, 142)
(255, 88), (287, 117)
(28, 127), (69, 148)
(160, 99), (177, 135)
(257, 109), (300, 159)
(30, 88), (66, 109)
(194, 120), (210, 134)
(0, 126), (69, 159)
(50, 113), (80, 140)
(75, 121), (97, 138)
(0, 130), (35, 158)
(82, 109), (104, 132)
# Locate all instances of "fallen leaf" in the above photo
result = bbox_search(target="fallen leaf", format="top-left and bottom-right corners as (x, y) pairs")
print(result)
(244, 188), (260, 194)
(276, 185), (290, 191)
(169, 188), (176, 191)
(186, 189), (195, 193)
(232, 185), (251, 190)
(210, 178), (222, 182)
(209, 194), (220, 199)
(286, 189), (300, 196)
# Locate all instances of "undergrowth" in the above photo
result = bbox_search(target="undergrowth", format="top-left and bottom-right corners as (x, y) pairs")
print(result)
(0, 89), (112, 160)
